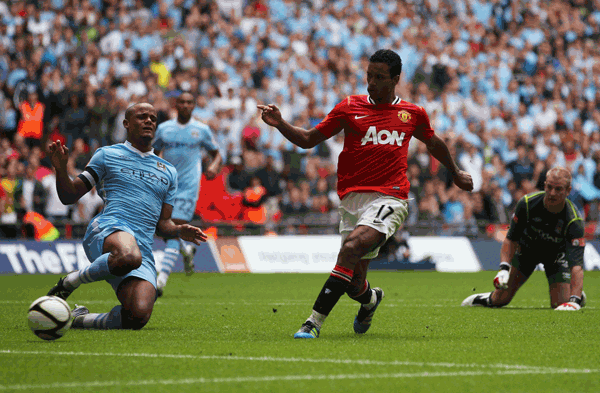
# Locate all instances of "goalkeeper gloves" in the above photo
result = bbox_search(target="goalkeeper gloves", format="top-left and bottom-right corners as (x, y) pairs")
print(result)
(493, 262), (510, 289)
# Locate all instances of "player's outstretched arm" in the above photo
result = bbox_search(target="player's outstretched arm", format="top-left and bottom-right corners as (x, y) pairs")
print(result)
(156, 203), (208, 244)
(257, 104), (328, 149)
(499, 238), (518, 269)
(177, 223), (208, 244)
(48, 140), (89, 205)
(419, 134), (473, 191)
(204, 149), (222, 180)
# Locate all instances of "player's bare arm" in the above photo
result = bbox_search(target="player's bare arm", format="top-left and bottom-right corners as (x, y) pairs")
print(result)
(155, 203), (208, 244)
(567, 232), (585, 299)
(48, 140), (90, 205)
(204, 149), (222, 180)
(500, 238), (518, 265)
(257, 104), (331, 149)
(493, 237), (519, 289)
(417, 134), (473, 192)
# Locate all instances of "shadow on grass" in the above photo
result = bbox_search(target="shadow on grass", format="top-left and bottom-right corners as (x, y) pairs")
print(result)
(293, 333), (472, 342)
(495, 307), (551, 311)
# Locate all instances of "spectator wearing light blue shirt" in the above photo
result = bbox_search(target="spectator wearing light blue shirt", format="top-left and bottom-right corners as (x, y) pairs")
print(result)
(432, 108), (452, 134)
(376, 27), (395, 51)
(441, 187), (466, 230)
(0, 52), (9, 82)
(496, 137), (517, 164)
(486, 156), (513, 191)
(495, 61), (513, 90)
(487, 78), (507, 107)
(268, 0), (291, 22)
(503, 80), (520, 114)
(452, 113), (468, 136)
(191, 95), (214, 123)
(39, 2), (56, 23)
(508, 33), (524, 50)
(521, 25), (545, 47)
(269, 23), (290, 49)
(516, 103), (535, 136)
(583, 111), (600, 136)
(573, 162), (600, 202)
(517, 77), (535, 105)
(486, 107), (508, 133)
(471, 0), (494, 27)
(6, 61), (26, 90)
(582, 78), (596, 102)
(523, 46), (538, 75)
(564, 103), (580, 129)
(527, 96), (543, 117)
(1, 99), (16, 133)
(397, 31), (423, 83)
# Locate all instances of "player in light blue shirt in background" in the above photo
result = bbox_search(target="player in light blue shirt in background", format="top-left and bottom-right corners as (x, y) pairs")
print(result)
(46, 103), (208, 330)
(152, 92), (222, 296)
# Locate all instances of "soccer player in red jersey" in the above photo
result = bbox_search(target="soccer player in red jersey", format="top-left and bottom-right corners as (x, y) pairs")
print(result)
(258, 49), (473, 338)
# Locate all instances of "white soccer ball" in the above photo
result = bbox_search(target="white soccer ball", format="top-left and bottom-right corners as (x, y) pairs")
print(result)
(28, 296), (72, 340)
(555, 302), (581, 311)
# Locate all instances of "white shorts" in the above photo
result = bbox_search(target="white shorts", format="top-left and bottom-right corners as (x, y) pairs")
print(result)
(339, 192), (409, 259)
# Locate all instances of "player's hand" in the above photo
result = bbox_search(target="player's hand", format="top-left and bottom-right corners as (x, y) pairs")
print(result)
(178, 224), (208, 244)
(48, 140), (69, 171)
(204, 167), (218, 180)
(493, 270), (509, 289)
(555, 302), (581, 311)
(257, 104), (283, 127)
(453, 169), (473, 192)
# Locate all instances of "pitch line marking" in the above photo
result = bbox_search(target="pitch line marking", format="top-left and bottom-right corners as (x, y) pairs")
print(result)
(1, 350), (597, 373)
(1, 300), (590, 309)
(1, 368), (598, 391)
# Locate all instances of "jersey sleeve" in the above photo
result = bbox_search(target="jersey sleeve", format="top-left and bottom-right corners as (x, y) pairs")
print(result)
(78, 148), (106, 190)
(200, 126), (219, 152)
(506, 197), (527, 241)
(413, 106), (435, 141)
(152, 125), (165, 151)
(164, 167), (178, 207)
(565, 218), (585, 268)
(315, 98), (348, 138)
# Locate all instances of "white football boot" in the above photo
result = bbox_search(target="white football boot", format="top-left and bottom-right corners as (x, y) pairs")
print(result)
(461, 292), (492, 307)
(181, 244), (196, 276)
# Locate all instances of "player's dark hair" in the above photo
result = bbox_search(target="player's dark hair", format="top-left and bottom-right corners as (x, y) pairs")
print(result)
(125, 103), (154, 120)
(177, 92), (196, 102)
(369, 49), (402, 78)
(125, 104), (136, 121)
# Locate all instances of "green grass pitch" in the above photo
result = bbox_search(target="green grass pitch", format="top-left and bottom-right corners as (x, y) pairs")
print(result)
(1, 271), (599, 392)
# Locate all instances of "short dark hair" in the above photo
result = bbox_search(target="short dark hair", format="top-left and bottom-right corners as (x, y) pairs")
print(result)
(177, 92), (195, 102)
(125, 104), (137, 121)
(125, 102), (154, 120)
(369, 49), (402, 78)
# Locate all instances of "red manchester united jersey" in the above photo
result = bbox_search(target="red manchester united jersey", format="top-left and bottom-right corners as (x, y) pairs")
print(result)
(316, 95), (435, 200)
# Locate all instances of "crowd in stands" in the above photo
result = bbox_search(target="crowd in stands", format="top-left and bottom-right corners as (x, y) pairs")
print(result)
(1, 0), (600, 237)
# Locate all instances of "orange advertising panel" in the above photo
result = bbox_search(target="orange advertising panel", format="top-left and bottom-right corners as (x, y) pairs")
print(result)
(215, 237), (249, 272)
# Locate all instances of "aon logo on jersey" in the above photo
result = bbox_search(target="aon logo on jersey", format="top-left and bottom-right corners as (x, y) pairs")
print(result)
(361, 126), (406, 146)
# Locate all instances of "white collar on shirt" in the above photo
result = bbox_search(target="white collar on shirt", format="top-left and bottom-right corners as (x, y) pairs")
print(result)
(368, 95), (401, 105)
(124, 140), (155, 157)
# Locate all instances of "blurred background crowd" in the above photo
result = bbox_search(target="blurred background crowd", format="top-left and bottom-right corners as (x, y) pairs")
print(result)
(1, 0), (600, 239)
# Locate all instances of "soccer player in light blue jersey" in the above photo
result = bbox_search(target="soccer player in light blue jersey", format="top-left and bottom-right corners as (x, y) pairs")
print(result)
(46, 103), (208, 330)
(152, 92), (222, 296)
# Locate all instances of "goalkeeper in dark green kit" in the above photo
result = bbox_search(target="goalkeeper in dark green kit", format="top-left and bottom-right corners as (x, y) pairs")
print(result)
(462, 167), (586, 310)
